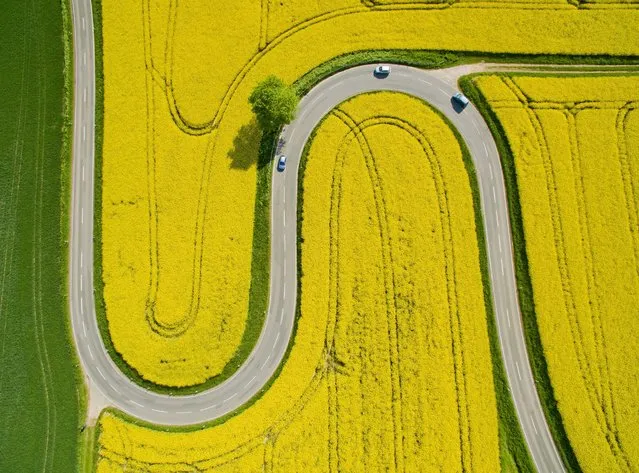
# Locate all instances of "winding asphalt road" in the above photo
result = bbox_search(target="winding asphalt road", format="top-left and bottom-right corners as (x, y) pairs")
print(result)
(70, 1), (565, 472)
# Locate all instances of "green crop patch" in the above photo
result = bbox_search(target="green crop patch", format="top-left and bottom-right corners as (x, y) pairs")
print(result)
(0, 0), (85, 471)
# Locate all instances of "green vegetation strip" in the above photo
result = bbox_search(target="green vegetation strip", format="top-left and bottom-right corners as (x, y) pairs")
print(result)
(95, 51), (637, 470)
(91, 0), (271, 395)
(91, 19), (639, 396)
(294, 50), (458, 95)
(460, 73), (582, 473)
(90, 43), (459, 395)
(427, 100), (535, 473)
(0, 0), (86, 471)
(293, 93), (534, 472)
(96, 88), (534, 473)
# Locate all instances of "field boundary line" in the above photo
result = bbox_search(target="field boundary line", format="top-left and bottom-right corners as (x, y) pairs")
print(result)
(616, 104), (639, 280)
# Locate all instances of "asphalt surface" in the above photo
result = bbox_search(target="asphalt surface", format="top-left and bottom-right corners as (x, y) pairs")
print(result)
(70, 2), (564, 471)
(279, 66), (565, 473)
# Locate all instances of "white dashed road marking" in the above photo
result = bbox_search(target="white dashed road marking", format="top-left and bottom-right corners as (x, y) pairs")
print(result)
(245, 376), (257, 389)
(531, 415), (539, 435)
(223, 393), (237, 404)
(66, 61), (569, 471)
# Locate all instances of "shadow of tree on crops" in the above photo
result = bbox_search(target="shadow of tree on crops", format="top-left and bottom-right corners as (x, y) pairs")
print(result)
(228, 119), (263, 170)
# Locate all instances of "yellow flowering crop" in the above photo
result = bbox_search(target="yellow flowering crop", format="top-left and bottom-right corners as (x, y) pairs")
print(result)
(95, 92), (500, 472)
(473, 74), (639, 472)
(101, 0), (262, 387)
(101, 0), (639, 388)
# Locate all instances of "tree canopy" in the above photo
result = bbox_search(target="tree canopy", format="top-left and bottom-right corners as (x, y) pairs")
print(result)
(249, 76), (299, 132)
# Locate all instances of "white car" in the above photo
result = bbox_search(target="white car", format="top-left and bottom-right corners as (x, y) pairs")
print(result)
(374, 65), (391, 76)
(453, 92), (470, 109)
(277, 155), (287, 172)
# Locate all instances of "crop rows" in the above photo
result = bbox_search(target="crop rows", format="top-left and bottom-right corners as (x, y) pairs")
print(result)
(95, 92), (499, 472)
(101, 0), (639, 389)
(474, 74), (639, 472)
(163, 0), (639, 134)
(0, 1), (87, 470)
(331, 108), (480, 471)
(102, 0), (261, 387)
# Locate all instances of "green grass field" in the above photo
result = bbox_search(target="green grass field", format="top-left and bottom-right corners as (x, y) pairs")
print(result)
(0, 0), (85, 471)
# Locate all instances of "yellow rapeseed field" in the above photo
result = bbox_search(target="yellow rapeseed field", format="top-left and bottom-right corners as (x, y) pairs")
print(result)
(101, 0), (639, 388)
(472, 74), (639, 473)
(95, 92), (500, 472)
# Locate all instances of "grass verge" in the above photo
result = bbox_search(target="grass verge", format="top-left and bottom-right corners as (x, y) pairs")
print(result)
(293, 49), (639, 97)
(460, 73), (582, 473)
(421, 99), (535, 473)
(90, 0), (272, 395)
(92, 94), (534, 472)
(294, 49), (459, 95)
(91, 51), (637, 470)
(79, 424), (97, 473)
(281, 93), (534, 472)
(91, 36), (639, 395)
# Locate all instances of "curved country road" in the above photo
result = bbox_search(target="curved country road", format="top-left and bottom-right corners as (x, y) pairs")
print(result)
(69, 1), (568, 472)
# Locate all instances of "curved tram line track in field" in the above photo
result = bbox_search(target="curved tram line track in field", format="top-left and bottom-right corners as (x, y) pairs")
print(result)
(70, 2), (639, 473)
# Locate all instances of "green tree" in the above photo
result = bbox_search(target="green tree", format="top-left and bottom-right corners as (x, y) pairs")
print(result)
(249, 75), (299, 132)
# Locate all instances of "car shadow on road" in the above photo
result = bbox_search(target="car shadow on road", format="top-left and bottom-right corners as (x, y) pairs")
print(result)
(450, 97), (466, 114)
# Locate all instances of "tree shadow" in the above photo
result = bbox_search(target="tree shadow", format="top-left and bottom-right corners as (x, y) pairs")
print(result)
(228, 119), (262, 170)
